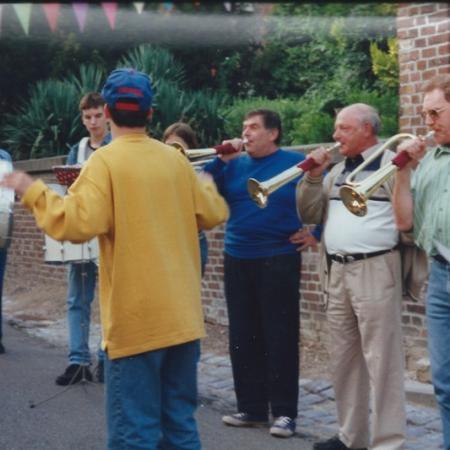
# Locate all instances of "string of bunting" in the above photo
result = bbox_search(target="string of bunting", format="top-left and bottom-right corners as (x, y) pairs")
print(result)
(2, 2), (176, 35)
(0, 3), (257, 36)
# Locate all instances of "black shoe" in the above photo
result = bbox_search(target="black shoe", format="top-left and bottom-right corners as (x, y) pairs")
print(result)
(55, 364), (93, 386)
(95, 360), (104, 383)
(313, 436), (367, 450)
(0, 341), (4, 354)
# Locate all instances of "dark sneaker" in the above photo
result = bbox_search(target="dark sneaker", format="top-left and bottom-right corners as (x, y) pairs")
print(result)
(55, 364), (93, 386)
(0, 341), (4, 354)
(313, 436), (367, 450)
(95, 360), (104, 383)
(222, 412), (268, 427)
(270, 416), (296, 438)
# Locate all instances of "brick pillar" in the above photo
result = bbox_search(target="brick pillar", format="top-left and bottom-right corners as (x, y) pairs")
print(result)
(397, 3), (450, 135)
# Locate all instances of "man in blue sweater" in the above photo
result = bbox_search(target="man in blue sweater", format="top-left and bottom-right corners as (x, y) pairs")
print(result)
(204, 109), (318, 438)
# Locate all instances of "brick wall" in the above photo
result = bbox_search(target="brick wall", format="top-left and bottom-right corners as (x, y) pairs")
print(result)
(6, 5), (450, 372)
(397, 3), (450, 135)
(397, 3), (450, 370)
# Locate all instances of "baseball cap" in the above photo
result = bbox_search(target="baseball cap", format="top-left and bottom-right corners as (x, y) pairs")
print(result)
(102, 68), (153, 112)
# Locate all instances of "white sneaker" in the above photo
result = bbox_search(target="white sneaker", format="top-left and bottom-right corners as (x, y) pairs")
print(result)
(270, 416), (296, 437)
(222, 412), (268, 427)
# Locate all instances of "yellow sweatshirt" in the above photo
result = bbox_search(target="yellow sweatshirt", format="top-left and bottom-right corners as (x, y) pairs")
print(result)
(22, 134), (229, 359)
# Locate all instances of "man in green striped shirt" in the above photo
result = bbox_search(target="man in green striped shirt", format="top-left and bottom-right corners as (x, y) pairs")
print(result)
(393, 74), (450, 450)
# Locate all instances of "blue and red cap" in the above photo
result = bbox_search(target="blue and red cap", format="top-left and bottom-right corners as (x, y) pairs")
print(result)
(102, 68), (153, 112)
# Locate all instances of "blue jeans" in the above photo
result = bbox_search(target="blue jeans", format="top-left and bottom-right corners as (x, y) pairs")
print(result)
(105, 340), (201, 450)
(224, 252), (300, 419)
(0, 248), (7, 340)
(426, 258), (450, 450)
(67, 262), (104, 365)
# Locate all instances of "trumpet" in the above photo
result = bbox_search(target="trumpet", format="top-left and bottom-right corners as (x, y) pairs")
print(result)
(339, 131), (435, 217)
(169, 140), (244, 167)
(247, 142), (341, 208)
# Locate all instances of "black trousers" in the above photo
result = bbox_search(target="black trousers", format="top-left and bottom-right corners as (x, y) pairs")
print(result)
(224, 252), (301, 419)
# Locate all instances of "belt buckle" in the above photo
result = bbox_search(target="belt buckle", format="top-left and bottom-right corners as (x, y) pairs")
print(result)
(346, 255), (356, 263)
(334, 253), (346, 263)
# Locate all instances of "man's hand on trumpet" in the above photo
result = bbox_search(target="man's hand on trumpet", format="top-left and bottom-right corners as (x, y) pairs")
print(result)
(396, 137), (427, 170)
(218, 138), (244, 163)
(304, 146), (332, 178)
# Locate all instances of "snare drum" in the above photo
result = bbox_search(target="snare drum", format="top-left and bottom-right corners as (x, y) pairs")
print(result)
(0, 160), (14, 249)
(43, 183), (99, 265)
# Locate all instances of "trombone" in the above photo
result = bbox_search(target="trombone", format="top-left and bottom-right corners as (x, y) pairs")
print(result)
(248, 142), (341, 208)
(339, 131), (434, 217)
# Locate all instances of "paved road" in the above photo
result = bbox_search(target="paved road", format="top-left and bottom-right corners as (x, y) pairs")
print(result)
(0, 325), (313, 450)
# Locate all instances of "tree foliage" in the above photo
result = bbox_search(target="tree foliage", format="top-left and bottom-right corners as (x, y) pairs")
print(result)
(0, 3), (401, 158)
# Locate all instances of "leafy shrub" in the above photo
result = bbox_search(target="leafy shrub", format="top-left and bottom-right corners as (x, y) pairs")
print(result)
(2, 80), (80, 160)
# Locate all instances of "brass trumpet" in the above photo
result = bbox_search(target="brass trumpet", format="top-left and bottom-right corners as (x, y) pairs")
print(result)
(339, 131), (435, 217)
(248, 142), (341, 208)
(169, 141), (242, 167)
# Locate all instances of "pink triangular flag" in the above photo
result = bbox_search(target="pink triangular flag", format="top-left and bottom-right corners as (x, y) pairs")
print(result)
(72, 3), (88, 32)
(101, 3), (118, 30)
(133, 2), (144, 14)
(13, 3), (32, 35)
(43, 3), (61, 32)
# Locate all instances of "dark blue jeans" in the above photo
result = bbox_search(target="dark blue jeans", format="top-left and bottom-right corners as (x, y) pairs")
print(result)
(224, 252), (301, 419)
(0, 248), (7, 340)
(105, 340), (201, 450)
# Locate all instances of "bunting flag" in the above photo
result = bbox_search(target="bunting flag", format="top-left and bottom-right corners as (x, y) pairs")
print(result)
(101, 3), (118, 30)
(72, 3), (88, 32)
(13, 3), (32, 35)
(43, 3), (61, 32)
(133, 2), (145, 14)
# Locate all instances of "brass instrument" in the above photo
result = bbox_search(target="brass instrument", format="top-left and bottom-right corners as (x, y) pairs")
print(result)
(247, 142), (341, 208)
(339, 131), (435, 217)
(169, 142), (241, 167)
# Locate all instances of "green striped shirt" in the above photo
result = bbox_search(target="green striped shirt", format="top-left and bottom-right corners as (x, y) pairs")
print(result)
(412, 145), (450, 256)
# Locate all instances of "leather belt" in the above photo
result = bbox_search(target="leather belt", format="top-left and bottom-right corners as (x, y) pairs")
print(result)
(329, 247), (398, 264)
(433, 254), (450, 266)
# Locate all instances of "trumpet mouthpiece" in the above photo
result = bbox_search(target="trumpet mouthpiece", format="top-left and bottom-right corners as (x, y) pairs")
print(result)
(242, 138), (249, 144)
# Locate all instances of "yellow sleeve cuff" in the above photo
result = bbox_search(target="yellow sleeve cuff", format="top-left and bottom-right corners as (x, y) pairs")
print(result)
(21, 179), (48, 209)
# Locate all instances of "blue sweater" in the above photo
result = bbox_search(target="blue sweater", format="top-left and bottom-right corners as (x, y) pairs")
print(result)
(204, 149), (307, 259)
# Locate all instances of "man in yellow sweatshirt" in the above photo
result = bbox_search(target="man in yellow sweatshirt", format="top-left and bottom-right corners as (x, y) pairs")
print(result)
(3, 68), (229, 450)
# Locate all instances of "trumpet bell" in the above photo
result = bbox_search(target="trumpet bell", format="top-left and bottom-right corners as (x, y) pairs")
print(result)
(339, 185), (368, 217)
(247, 178), (269, 208)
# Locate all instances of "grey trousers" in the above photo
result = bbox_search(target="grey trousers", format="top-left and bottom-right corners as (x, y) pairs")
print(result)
(326, 250), (406, 450)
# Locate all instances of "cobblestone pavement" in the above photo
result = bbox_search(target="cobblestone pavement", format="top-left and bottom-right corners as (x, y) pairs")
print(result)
(198, 352), (444, 450)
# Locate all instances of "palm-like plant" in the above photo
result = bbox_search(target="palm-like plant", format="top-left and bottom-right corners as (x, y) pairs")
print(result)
(118, 44), (186, 88)
(66, 64), (107, 95)
(2, 80), (81, 160)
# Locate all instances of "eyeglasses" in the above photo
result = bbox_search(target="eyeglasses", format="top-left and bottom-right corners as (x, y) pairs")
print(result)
(421, 106), (449, 121)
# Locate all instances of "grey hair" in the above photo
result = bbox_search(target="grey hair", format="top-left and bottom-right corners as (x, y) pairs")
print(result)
(341, 103), (381, 135)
